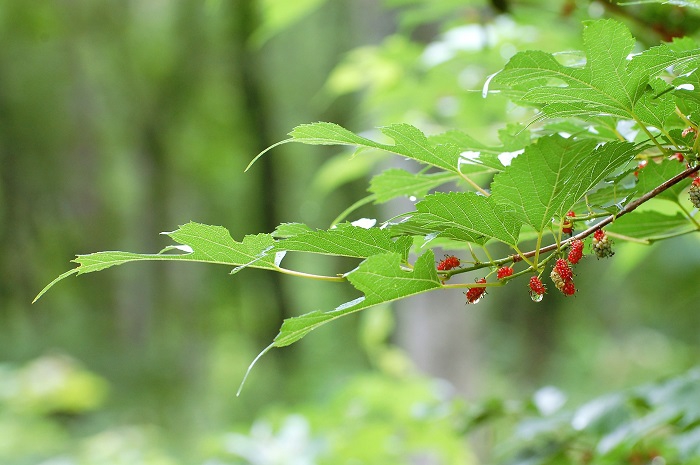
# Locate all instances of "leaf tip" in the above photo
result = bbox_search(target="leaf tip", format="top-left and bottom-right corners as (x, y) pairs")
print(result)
(244, 139), (292, 172)
(32, 268), (80, 303)
(236, 343), (274, 397)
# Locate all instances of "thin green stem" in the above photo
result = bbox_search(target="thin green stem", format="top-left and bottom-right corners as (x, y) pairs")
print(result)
(677, 201), (700, 229)
(675, 106), (697, 130)
(481, 244), (494, 263)
(605, 231), (649, 244)
(660, 127), (681, 152)
(634, 117), (668, 155)
(442, 281), (503, 290)
(275, 267), (345, 282)
(330, 195), (376, 227)
(458, 171), (490, 196)
(533, 233), (543, 270)
(645, 227), (698, 243)
(513, 245), (535, 268)
(467, 243), (481, 263)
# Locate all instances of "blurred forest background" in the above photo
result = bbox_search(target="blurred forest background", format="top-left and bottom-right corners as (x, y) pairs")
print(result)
(2, 0), (700, 464)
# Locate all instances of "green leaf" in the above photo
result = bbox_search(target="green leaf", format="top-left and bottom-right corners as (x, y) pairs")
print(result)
(493, 19), (700, 127)
(379, 123), (462, 172)
(491, 136), (637, 232)
(628, 35), (700, 78)
(391, 192), (522, 246)
(636, 159), (689, 202)
(572, 184), (637, 213)
(368, 169), (458, 204)
(607, 211), (691, 241)
(34, 222), (277, 302)
(271, 223), (314, 238)
(633, 80), (677, 129)
(429, 126), (529, 171)
(273, 224), (413, 259)
(272, 250), (443, 347)
(617, 0), (700, 8)
(249, 122), (464, 173)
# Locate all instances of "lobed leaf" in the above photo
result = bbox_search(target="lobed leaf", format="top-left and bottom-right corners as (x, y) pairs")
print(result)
(252, 122), (464, 173)
(391, 192), (522, 246)
(272, 250), (443, 347)
(492, 19), (700, 127)
(491, 136), (637, 232)
(272, 224), (413, 259)
(35, 222), (277, 302)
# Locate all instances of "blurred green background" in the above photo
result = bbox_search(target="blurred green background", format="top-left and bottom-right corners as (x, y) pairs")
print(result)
(2, 0), (700, 463)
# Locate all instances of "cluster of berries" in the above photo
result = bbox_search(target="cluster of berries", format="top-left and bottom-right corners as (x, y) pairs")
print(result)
(550, 258), (576, 296)
(438, 226), (615, 304)
(690, 177), (700, 209)
(529, 276), (546, 300)
(465, 278), (487, 304)
(547, 237), (587, 297)
(437, 255), (461, 271)
(562, 210), (576, 235)
(592, 229), (614, 258)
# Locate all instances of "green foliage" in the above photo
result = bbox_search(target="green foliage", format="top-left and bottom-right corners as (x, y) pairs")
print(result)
(39, 19), (700, 395)
(492, 19), (700, 124)
(273, 251), (442, 348)
(469, 366), (700, 464)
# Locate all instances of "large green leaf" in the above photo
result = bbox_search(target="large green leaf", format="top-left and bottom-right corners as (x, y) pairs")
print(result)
(272, 224), (413, 259)
(607, 211), (692, 241)
(492, 19), (700, 127)
(391, 192), (522, 246)
(248, 122), (464, 173)
(35, 223), (277, 302)
(491, 136), (637, 232)
(272, 250), (443, 347)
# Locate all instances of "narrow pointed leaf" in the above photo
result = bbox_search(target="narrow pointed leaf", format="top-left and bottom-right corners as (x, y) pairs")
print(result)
(272, 251), (442, 347)
(284, 122), (463, 172)
(35, 222), (277, 300)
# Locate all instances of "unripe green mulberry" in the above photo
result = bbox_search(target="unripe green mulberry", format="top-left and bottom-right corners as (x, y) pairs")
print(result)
(592, 229), (614, 258)
(690, 178), (700, 209)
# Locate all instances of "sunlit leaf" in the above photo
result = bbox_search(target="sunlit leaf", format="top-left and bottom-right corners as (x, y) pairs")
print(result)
(35, 223), (276, 302)
(273, 224), (413, 259)
(491, 136), (637, 232)
(493, 19), (700, 127)
(391, 191), (522, 246)
(252, 122), (464, 173)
